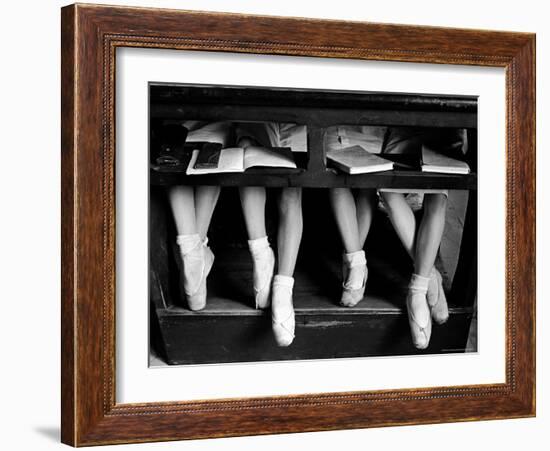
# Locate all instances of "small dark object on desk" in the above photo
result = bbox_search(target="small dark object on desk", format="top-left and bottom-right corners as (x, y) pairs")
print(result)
(153, 123), (189, 165)
(155, 155), (180, 166)
(193, 142), (223, 169)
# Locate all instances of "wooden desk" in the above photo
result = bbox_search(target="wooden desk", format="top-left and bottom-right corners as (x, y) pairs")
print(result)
(148, 84), (478, 364)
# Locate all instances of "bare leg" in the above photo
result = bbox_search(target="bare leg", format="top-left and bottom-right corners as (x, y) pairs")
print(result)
(240, 185), (274, 310)
(329, 188), (361, 253)
(330, 188), (369, 307)
(167, 185), (197, 235)
(195, 186), (221, 240)
(380, 192), (416, 258)
(276, 188), (303, 276)
(237, 134), (268, 241)
(382, 193), (446, 349)
(167, 185), (213, 311)
(414, 194), (447, 276)
(406, 193), (447, 348)
(355, 189), (377, 248)
(272, 189), (301, 346)
(239, 186), (267, 239)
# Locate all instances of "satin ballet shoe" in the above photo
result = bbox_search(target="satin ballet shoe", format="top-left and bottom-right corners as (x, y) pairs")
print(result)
(341, 250), (368, 307)
(177, 235), (214, 311)
(427, 267), (449, 325)
(406, 274), (432, 350)
(249, 243), (275, 309)
(271, 275), (295, 347)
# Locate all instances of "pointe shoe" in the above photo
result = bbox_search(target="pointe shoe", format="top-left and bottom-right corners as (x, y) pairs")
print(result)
(271, 275), (295, 347)
(248, 237), (275, 309)
(407, 274), (432, 350)
(341, 250), (368, 307)
(177, 235), (214, 311)
(427, 267), (449, 325)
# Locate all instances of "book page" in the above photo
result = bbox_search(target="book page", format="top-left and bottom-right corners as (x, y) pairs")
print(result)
(186, 148), (244, 175)
(243, 146), (297, 170)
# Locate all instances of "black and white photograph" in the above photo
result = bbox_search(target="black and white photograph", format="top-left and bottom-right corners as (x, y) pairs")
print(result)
(148, 83), (478, 366)
(2, 0), (544, 448)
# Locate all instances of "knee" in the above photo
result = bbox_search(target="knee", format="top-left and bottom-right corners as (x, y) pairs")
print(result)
(423, 194), (447, 216)
(278, 188), (302, 216)
(380, 192), (403, 213)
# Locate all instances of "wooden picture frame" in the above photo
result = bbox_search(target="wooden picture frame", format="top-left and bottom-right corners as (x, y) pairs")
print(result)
(61, 3), (535, 446)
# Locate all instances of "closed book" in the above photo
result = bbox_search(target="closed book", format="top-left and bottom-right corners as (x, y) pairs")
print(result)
(327, 145), (394, 174)
(421, 146), (470, 175)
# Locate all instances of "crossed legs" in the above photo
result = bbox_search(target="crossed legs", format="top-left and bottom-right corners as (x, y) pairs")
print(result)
(329, 188), (377, 253)
(380, 192), (449, 348)
(381, 192), (447, 276)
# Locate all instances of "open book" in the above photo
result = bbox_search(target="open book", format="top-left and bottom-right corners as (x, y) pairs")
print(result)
(186, 146), (297, 175)
(421, 146), (470, 175)
(327, 145), (394, 174)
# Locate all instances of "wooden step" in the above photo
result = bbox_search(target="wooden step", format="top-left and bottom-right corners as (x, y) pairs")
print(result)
(152, 247), (474, 365)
